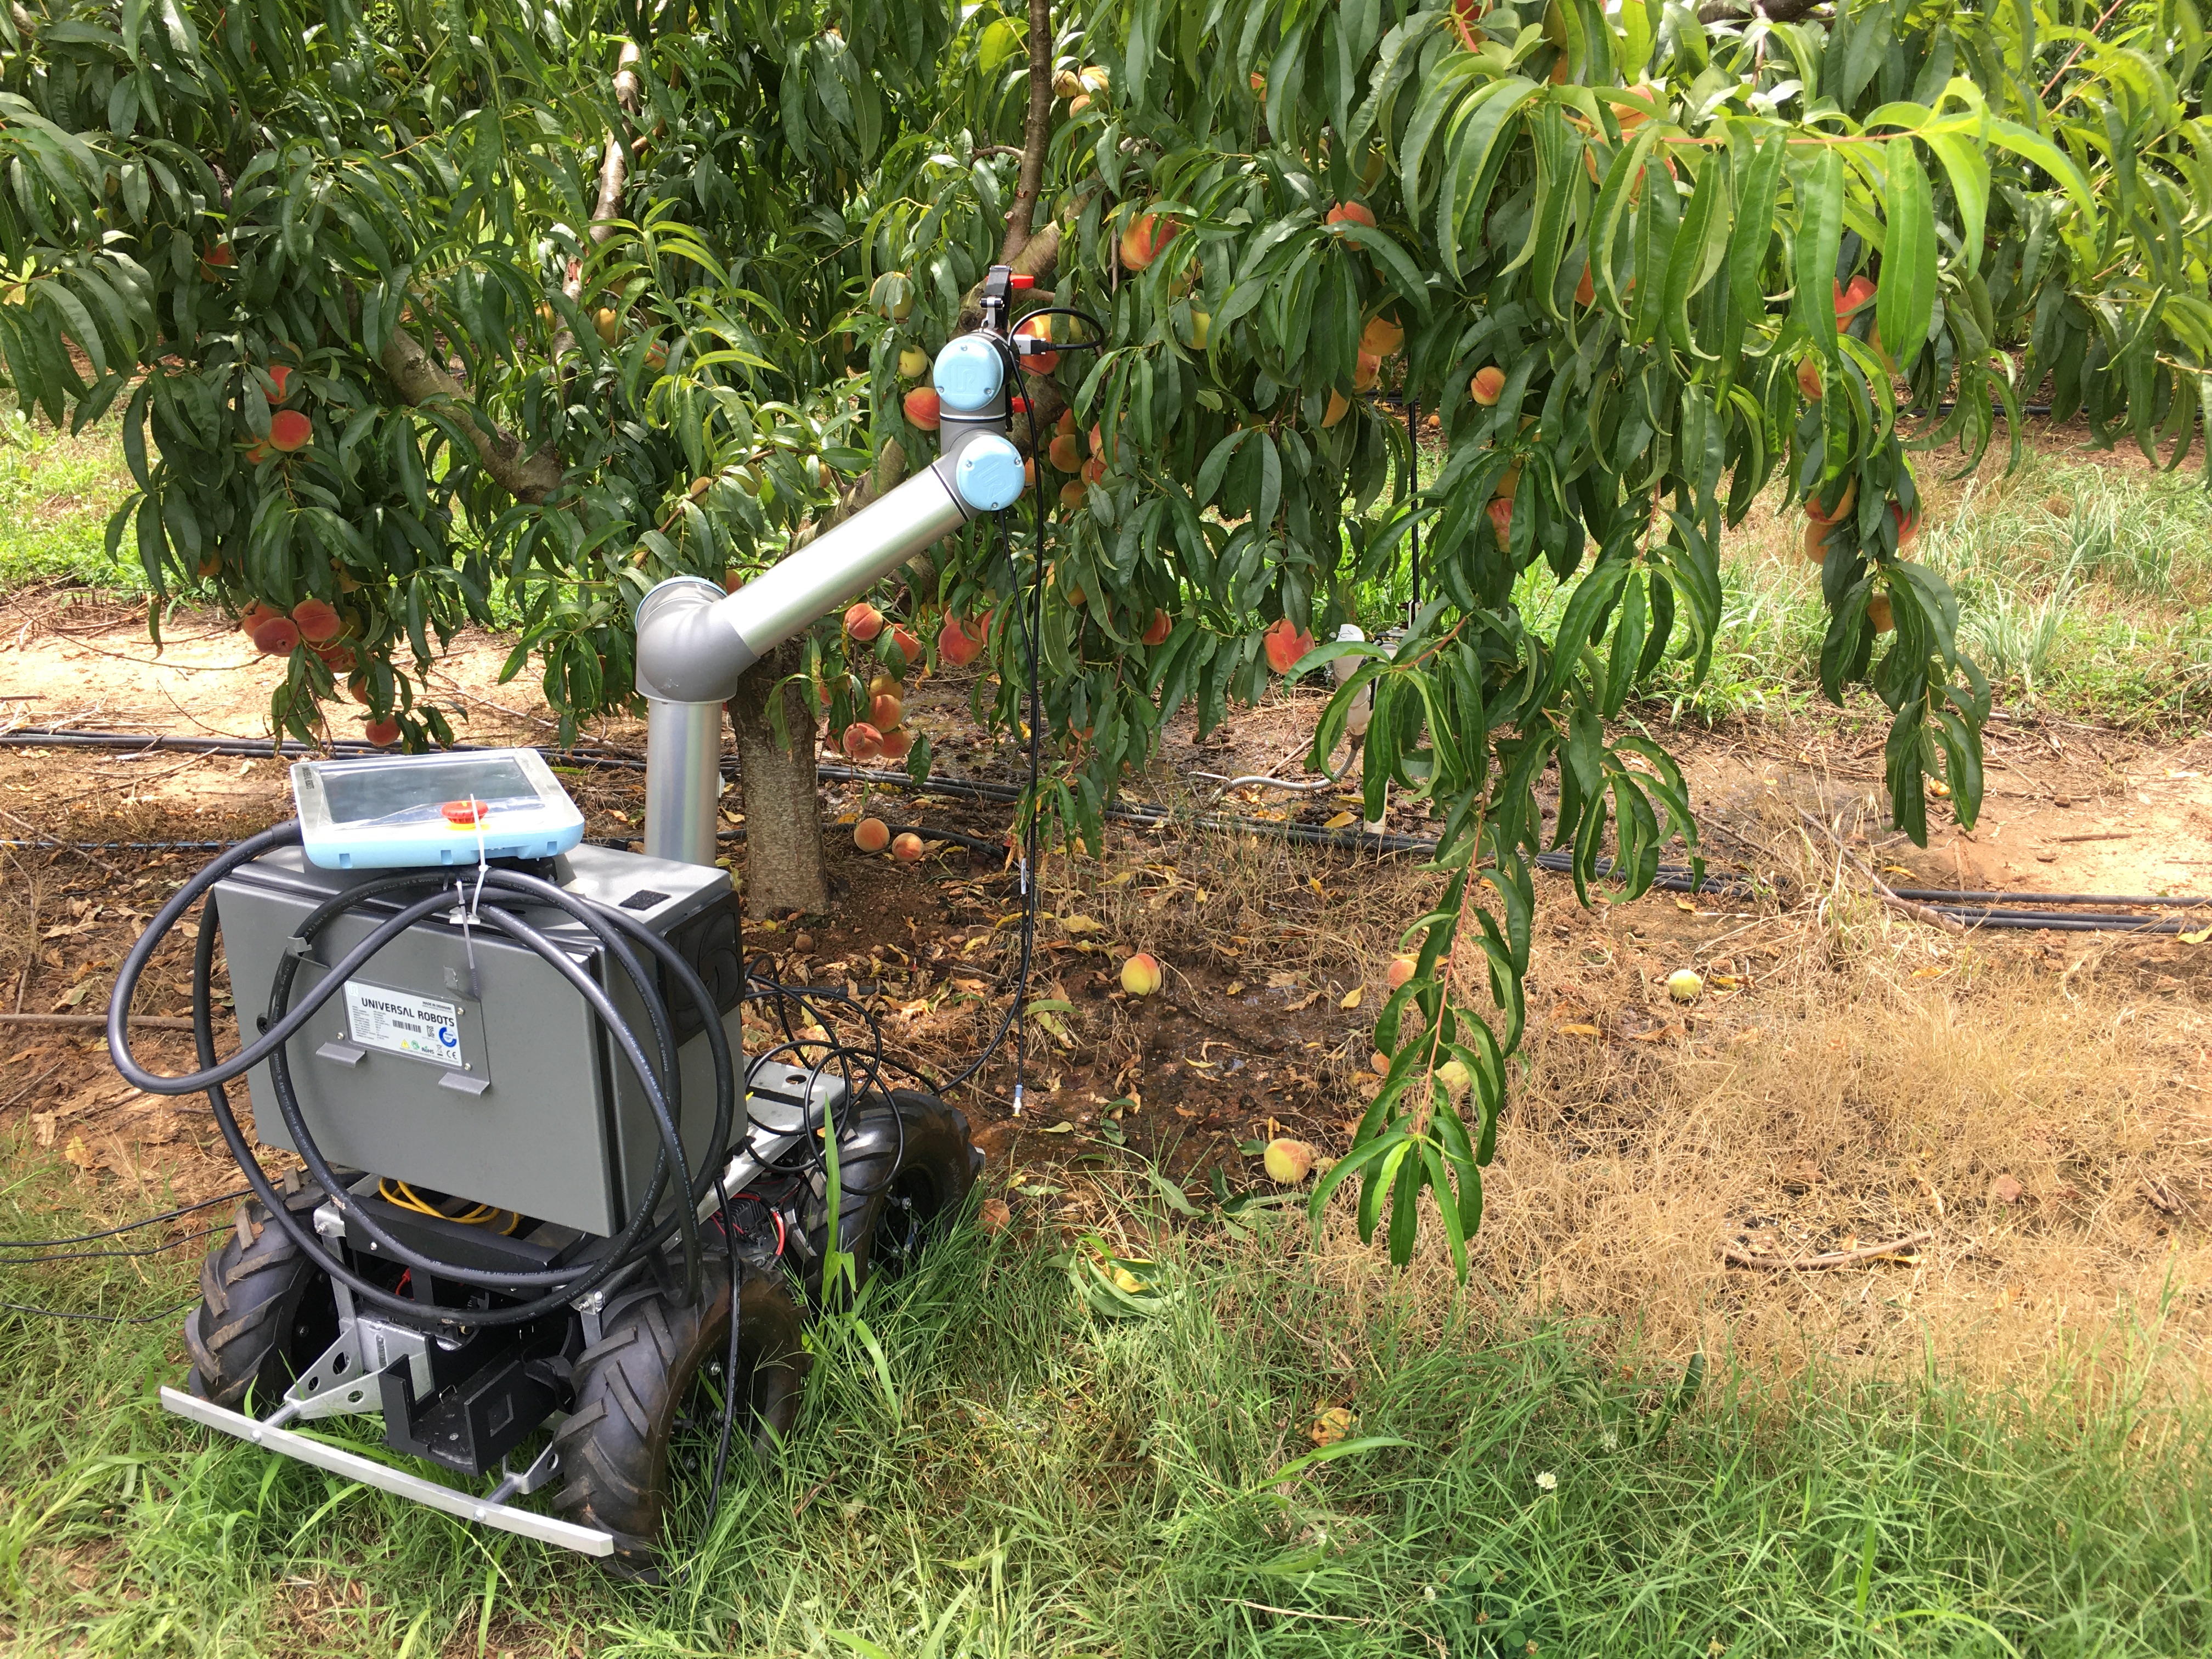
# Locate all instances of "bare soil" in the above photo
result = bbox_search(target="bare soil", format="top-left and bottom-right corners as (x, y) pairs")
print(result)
(0, 591), (2205, 1391)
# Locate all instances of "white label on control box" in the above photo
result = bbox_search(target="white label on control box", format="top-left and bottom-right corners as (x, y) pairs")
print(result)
(344, 981), (465, 1068)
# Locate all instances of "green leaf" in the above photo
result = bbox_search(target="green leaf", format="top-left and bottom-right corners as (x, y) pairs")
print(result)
(1795, 146), (1845, 357)
(1878, 137), (1937, 366)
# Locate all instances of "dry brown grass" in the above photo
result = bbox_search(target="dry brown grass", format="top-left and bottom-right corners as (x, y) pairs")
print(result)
(1045, 799), (2211, 1403)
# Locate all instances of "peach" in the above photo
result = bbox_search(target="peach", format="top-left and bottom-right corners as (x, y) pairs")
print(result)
(1797, 357), (1823, 402)
(1361, 312), (1404, 357)
(344, 674), (373, 706)
(1119, 951), (1163, 995)
(891, 625), (921, 664)
(1352, 351), (1381, 393)
(1059, 480), (1086, 509)
(1802, 518), (1832, 564)
(872, 691), (904, 730)
(239, 601), (282, 635)
(890, 831), (924, 862)
(1834, 275), (1877, 319)
(1575, 266), (1596, 307)
(1470, 366), (1505, 405)
(267, 363), (296, 402)
(898, 347), (929, 379)
(1805, 480), (1857, 527)
(1386, 955), (1417, 989)
(853, 816), (891, 853)
(1082, 455), (1107, 484)
(1323, 389), (1351, 428)
(1891, 501), (1922, 551)
(250, 616), (300, 655)
(1048, 433), (1082, 472)
(902, 387), (941, 431)
(269, 409), (312, 452)
(1262, 1138), (1316, 1183)
(1263, 617), (1314, 674)
(1867, 592), (1894, 633)
(593, 307), (621, 345)
(1141, 608), (1171, 647)
(290, 596), (342, 644)
(1324, 201), (1376, 229)
(1013, 313), (1059, 374)
(1486, 496), (1513, 548)
(314, 642), (356, 674)
(1119, 211), (1178, 271)
(1057, 408), (1078, 437)
(877, 727), (911, 760)
(938, 615), (985, 667)
(363, 715), (402, 746)
(843, 722), (885, 759)
(845, 601), (884, 641)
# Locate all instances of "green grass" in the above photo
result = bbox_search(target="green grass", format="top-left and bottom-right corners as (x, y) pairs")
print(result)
(1355, 439), (2212, 732)
(0, 410), (145, 595)
(1, 1148), (2205, 1656)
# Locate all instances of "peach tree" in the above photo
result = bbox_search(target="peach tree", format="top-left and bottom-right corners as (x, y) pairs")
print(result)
(872, 0), (2209, 1269)
(5, 0), (2208, 1268)
(0, 0), (951, 766)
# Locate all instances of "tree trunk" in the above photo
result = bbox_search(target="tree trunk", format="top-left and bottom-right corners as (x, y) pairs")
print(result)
(729, 640), (829, 918)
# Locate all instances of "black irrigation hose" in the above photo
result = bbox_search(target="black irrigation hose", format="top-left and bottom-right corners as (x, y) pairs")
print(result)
(10, 729), (2204, 931)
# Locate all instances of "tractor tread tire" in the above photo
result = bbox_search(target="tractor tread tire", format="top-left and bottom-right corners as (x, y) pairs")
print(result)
(550, 1266), (806, 1579)
(806, 1091), (979, 1302)
(184, 1179), (339, 1413)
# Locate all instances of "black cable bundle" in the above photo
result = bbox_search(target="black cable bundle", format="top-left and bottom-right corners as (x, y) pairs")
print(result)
(104, 823), (736, 1330)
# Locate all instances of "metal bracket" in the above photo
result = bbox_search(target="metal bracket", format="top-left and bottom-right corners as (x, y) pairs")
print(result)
(282, 1328), (382, 1423)
(159, 1386), (614, 1557)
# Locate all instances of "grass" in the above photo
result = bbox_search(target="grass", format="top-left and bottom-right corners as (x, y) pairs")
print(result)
(1356, 432), (2212, 732)
(0, 410), (145, 596)
(1, 1139), (2206, 1657)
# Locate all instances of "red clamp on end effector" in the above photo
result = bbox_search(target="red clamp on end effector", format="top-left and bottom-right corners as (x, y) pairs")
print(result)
(1008, 396), (1030, 414)
(1008, 273), (1035, 290)
(441, 798), (487, 825)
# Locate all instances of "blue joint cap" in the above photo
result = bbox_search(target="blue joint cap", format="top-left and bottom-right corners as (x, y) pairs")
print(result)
(953, 435), (1027, 513)
(933, 336), (1004, 413)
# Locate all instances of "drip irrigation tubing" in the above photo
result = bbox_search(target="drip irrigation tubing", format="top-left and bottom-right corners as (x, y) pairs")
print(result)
(5, 729), (2203, 933)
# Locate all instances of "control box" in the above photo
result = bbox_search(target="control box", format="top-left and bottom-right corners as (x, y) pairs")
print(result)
(216, 844), (744, 1237)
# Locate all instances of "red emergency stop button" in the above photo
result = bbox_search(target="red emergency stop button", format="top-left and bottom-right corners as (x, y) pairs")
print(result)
(442, 798), (487, 825)
(1008, 273), (1035, 289)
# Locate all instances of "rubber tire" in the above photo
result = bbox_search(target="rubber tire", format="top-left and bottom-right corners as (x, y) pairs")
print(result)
(184, 1178), (342, 1414)
(805, 1091), (980, 1303)
(550, 1263), (808, 1579)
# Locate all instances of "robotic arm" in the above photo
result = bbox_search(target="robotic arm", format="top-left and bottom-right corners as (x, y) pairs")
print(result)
(632, 266), (1044, 865)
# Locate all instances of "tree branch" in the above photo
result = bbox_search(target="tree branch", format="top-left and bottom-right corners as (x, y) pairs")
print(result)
(998, 0), (1054, 266)
(551, 40), (642, 360)
(377, 328), (565, 504)
(1722, 1231), (1932, 1271)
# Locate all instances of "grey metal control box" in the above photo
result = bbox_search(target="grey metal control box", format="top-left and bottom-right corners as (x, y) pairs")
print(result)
(217, 844), (746, 1237)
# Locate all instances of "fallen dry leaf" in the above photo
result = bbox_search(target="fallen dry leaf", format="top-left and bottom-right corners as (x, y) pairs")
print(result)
(979, 1198), (1012, 1234)
(1990, 1174), (2025, 1205)
(1556, 1023), (1602, 1037)
(1323, 810), (1356, 829)
(1339, 986), (1363, 1010)
(1310, 1405), (1353, 1447)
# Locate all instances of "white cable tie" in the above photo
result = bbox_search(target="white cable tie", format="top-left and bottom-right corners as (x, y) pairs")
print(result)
(1012, 1083), (1024, 1116)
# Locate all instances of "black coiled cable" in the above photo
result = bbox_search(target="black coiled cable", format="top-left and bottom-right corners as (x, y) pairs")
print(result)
(106, 821), (734, 1330)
